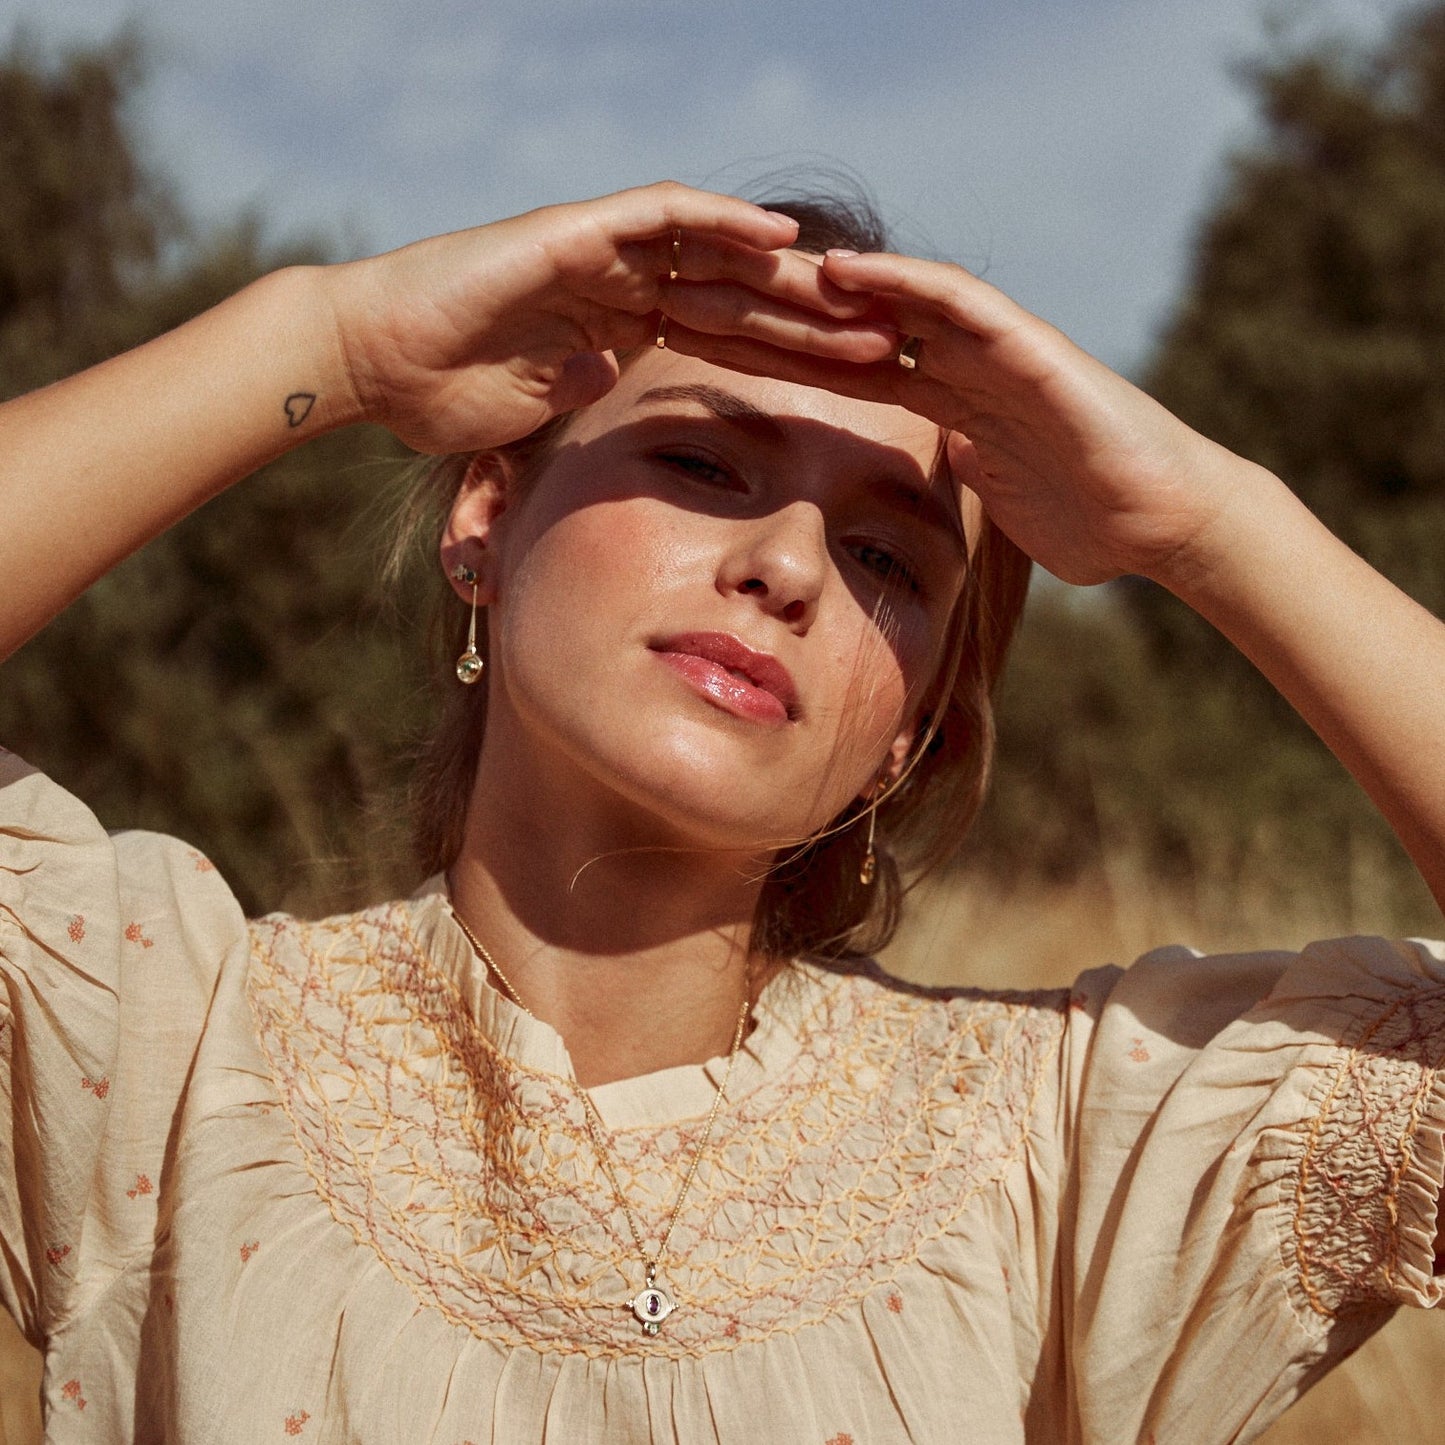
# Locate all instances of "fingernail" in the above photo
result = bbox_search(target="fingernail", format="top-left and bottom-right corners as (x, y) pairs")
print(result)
(826, 248), (859, 259)
(766, 211), (800, 227)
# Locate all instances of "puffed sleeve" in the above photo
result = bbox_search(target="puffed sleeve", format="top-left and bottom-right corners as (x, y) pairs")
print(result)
(1059, 937), (1445, 1442)
(0, 749), (248, 1344)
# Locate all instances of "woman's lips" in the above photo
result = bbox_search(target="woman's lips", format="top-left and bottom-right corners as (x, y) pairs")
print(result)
(651, 632), (799, 725)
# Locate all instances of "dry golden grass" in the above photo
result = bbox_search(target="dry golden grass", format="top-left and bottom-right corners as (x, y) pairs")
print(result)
(0, 867), (1439, 1440)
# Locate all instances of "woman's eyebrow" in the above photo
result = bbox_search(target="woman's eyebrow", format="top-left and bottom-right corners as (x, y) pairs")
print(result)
(634, 384), (789, 446)
(869, 474), (969, 547)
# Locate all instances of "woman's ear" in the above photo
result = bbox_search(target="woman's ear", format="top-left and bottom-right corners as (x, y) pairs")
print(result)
(882, 727), (914, 784)
(440, 454), (513, 604)
(857, 727), (916, 804)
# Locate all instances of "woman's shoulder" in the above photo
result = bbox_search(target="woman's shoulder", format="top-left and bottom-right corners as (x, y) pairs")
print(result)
(0, 747), (248, 977)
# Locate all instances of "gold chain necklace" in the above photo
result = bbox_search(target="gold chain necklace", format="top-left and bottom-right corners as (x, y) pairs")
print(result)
(449, 901), (752, 1337)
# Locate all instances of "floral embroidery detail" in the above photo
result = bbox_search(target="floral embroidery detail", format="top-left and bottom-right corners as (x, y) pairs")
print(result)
(248, 902), (1067, 1361)
(1287, 980), (1445, 1318)
(885, 1289), (903, 1313)
(124, 921), (155, 949)
(45, 1244), (70, 1266)
(126, 1173), (153, 1200)
(81, 1075), (109, 1100)
(283, 1409), (310, 1435)
(67, 915), (85, 943)
(1127, 1038), (1151, 1063)
(61, 1379), (86, 1410)
(825, 1434), (854, 1445)
(240, 1240), (261, 1263)
(189, 849), (216, 873)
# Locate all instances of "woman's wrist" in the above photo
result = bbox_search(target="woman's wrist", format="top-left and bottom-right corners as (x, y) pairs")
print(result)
(248, 262), (371, 437)
(1141, 442), (1300, 613)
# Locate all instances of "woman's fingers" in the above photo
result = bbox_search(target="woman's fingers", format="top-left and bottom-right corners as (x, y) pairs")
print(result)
(657, 237), (876, 320)
(666, 324), (926, 404)
(594, 180), (801, 254)
(659, 280), (896, 362)
(820, 250), (1026, 341)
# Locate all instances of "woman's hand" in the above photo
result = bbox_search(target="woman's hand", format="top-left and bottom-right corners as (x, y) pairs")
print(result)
(320, 183), (896, 455)
(0, 183), (894, 657)
(675, 249), (1252, 590)
(679, 247), (1445, 912)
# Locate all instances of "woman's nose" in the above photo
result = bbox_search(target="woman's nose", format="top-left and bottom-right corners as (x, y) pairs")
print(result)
(718, 502), (828, 629)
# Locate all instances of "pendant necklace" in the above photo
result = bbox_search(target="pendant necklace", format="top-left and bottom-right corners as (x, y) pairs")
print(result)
(449, 900), (752, 1337)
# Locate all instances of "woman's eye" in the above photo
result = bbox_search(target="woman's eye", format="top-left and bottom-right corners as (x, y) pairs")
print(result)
(851, 542), (921, 592)
(656, 451), (739, 489)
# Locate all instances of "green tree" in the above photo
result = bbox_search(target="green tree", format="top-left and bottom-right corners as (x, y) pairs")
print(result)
(968, 8), (1445, 933)
(0, 35), (425, 916)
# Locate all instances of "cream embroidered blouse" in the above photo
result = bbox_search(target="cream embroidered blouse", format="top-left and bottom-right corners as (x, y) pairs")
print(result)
(2, 748), (1444, 1444)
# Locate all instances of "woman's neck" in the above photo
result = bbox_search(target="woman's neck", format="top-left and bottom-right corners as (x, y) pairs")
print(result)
(448, 773), (776, 1089)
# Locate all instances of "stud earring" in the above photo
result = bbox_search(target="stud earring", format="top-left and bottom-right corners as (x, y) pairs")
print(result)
(451, 564), (484, 684)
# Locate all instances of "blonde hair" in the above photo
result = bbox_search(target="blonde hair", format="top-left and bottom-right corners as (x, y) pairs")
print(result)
(394, 192), (1032, 960)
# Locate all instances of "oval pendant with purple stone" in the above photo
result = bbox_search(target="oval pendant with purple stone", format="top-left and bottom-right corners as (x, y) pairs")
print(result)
(629, 1282), (676, 1336)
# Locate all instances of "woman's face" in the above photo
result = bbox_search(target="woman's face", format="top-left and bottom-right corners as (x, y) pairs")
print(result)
(460, 350), (975, 853)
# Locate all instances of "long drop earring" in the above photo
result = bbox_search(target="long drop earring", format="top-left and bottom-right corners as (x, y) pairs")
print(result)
(859, 787), (882, 886)
(452, 564), (484, 684)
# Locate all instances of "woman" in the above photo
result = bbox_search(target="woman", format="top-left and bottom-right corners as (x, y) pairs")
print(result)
(1, 181), (1442, 1442)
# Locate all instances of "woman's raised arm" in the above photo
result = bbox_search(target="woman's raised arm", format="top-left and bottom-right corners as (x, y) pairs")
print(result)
(0, 183), (896, 662)
(675, 249), (1445, 913)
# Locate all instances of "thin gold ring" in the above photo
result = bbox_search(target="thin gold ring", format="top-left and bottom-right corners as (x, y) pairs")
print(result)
(669, 228), (682, 281)
(655, 314), (668, 350)
(897, 336), (923, 371)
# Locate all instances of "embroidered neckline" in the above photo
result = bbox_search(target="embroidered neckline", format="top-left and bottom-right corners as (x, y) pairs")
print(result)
(247, 897), (1068, 1358)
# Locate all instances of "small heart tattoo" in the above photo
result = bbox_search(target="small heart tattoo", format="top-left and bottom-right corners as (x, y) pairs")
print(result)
(284, 392), (317, 428)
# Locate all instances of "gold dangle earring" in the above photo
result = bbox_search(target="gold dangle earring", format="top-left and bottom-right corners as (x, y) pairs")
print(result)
(860, 776), (888, 886)
(452, 564), (484, 684)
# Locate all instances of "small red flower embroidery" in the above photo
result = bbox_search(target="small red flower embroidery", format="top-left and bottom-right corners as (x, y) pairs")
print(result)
(283, 1409), (310, 1436)
(825, 1435), (854, 1445)
(885, 1290), (904, 1314)
(67, 915), (85, 943)
(1127, 1038), (1151, 1063)
(722, 1319), (739, 1338)
(126, 1174), (153, 1200)
(61, 1379), (86, 1410)
(240, 1240), (260, 1263)
(124, 922), (154, 949)
(81, 1076), (110, 1100)
(189, 850), (216, 873)
(45, 1244), (70, 1266)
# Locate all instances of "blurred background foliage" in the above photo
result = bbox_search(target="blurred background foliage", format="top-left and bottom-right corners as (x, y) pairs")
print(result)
(966, 1), (1445, 939)
(0, 31), (426, 917)
(1, 15), (1443, 939)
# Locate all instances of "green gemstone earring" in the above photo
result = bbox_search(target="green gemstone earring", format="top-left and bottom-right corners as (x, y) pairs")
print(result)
(451, 564), (484, 685)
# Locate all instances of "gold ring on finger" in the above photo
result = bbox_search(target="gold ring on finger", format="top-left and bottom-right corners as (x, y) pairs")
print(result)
(669, 228), (682, 281)
(897, 336), (923, 371)
(655, 314), (668, 350)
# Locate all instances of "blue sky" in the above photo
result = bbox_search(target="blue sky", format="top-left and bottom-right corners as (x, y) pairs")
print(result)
(8, 0), (1420, 373)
